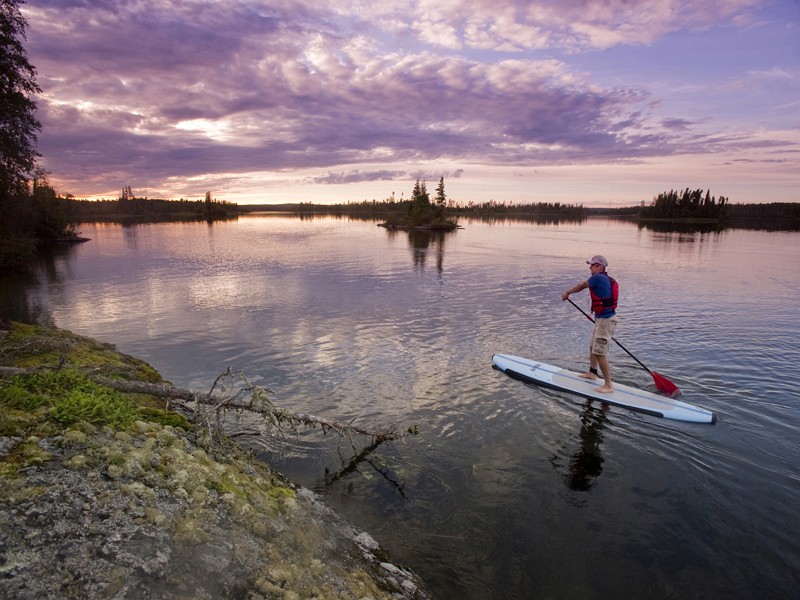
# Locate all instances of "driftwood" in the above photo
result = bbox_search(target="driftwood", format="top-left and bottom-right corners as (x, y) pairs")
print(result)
(94, 374), (407, 442)
(1, 363), (409, 443)
(3, 363), (415, 495)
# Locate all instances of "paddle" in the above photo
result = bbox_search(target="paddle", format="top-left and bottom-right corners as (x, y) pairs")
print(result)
(565, 298), (680, 396)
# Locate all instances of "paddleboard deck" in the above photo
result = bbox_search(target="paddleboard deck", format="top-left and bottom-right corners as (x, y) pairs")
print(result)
(492, 354), (716, 424)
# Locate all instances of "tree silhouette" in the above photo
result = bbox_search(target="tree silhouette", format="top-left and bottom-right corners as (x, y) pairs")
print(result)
(435, 177), (446, 207)
(0, 0), (41, 215)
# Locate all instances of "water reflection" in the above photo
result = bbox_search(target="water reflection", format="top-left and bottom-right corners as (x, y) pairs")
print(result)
(0, 243), (84, 325)
(35, 244), (78, 286)
(407, 229), (448, 273)
(116, 218), (224, 250)
(2, 215), (799, 600)
(381, 226), (452, 273)
(0, 274), (53, 326)
(460, 215), (586, 226)
(123, 223), (140, 250)
(76, 214), (239, 226)
(322, 437), (408, 500)
(637, 220), (725, 235)
(649, 230), (724, 244)
(636, 218), (799, 233)
(549, 400), (609, 494)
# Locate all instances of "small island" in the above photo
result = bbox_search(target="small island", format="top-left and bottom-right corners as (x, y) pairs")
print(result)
(377, 178), (459, 231)
(600, 188), (800, 231)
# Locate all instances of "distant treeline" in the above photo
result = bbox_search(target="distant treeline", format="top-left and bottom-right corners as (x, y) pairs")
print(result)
(63, 186), (794, 231)
(241, 198), (587, 219)
(637, 188), (800, 229)
(450, 199), (586, 219)
(295, 199), (409, 215)
(73, 191), (794, 229)
(64, 192), (238, 221)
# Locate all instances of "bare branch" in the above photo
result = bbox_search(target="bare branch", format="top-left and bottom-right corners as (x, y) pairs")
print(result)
(2, 365), (412, 443)
(92, 374), (408, 442)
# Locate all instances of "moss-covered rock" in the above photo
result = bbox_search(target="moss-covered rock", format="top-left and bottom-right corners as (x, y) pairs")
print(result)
(0, 322), (432, 599)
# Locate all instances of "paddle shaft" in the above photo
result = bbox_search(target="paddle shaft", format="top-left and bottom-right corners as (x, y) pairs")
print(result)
(566, 298), (653, 374)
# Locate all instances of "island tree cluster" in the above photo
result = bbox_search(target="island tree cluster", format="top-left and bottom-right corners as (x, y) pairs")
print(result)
(403, 177), (455, 228)
(639, 188), (728, 220)
(274, 180), (587, 226)
(636, 188), (799, 229)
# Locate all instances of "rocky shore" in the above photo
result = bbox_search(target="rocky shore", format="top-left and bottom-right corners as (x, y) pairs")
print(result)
(0, 322), (433, 599)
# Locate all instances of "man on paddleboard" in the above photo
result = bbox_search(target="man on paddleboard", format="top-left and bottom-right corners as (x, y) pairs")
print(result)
(561, 255), (619, 393)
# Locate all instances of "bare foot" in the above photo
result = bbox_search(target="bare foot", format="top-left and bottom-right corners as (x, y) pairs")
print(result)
(579, 372), (598, 380)
(596, 385), (614, 393)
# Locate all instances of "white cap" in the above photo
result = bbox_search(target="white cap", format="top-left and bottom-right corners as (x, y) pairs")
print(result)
(586, 255), (608, 267)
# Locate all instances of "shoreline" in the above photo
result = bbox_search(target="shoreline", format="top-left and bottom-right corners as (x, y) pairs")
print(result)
(0, 322), (433, 599)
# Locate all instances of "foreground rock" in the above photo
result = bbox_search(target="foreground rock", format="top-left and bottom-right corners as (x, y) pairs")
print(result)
(0, 323), (432, 599)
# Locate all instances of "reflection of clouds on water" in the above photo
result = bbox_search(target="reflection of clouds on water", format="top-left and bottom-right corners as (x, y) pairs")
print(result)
(5, 215), (800, 600)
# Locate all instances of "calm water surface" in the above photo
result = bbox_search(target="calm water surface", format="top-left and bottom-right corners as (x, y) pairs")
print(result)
(3, 215), (799, 599)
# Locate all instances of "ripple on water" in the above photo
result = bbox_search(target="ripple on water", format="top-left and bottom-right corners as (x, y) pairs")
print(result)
(8, 217), (800, 600)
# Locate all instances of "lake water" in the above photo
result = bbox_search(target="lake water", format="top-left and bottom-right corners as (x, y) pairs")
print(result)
(2, 215), (799, 599)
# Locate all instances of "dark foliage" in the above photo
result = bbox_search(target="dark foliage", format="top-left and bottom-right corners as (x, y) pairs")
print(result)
(639, 188), (728, 220)
(637, 188), (800, 230)
(63, 191), (239, 223)
(450, 199), (586, 219)
(0, 0), (40, 208)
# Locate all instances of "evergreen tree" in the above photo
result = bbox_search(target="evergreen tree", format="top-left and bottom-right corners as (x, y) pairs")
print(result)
(30, 168), (70, 240)
(640, 188), (727, 220)
(411, 179), (421, 203)
(0, 0), (44, 270)
(0, 0), (41, 212)
(410, 179), (430, 206)
(435, 177), (446, 207)
(408, 179), (434, 224)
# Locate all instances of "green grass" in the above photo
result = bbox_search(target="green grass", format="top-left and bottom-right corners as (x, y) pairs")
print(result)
(3, 369), (141, 429)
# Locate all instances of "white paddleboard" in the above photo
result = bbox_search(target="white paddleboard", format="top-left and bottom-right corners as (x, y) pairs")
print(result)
(492, 354), (716, 424)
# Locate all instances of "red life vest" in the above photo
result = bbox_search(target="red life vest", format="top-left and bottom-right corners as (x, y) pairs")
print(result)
(590, 273), (618, 314)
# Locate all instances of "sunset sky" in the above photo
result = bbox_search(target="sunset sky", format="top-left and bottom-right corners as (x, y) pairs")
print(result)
(22, 0), (800, 207)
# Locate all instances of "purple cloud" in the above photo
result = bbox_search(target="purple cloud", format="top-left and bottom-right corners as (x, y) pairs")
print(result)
(19, 0), (798, 203)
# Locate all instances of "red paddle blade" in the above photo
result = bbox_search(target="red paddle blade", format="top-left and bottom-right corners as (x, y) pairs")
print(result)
(652, 371), (680, 396)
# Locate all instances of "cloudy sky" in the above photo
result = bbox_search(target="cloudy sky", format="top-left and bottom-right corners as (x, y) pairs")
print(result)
(22, 0), (800, 206)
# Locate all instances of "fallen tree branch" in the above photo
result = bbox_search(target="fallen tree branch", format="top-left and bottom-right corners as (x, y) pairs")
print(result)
(2, 364), (412, 443)
(3, 362), (415, 495)
(93, 377), (198, 401)
(93, 374), (408, 442)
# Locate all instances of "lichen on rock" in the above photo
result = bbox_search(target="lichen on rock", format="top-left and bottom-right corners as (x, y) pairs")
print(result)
(0, 322), (433, 599)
